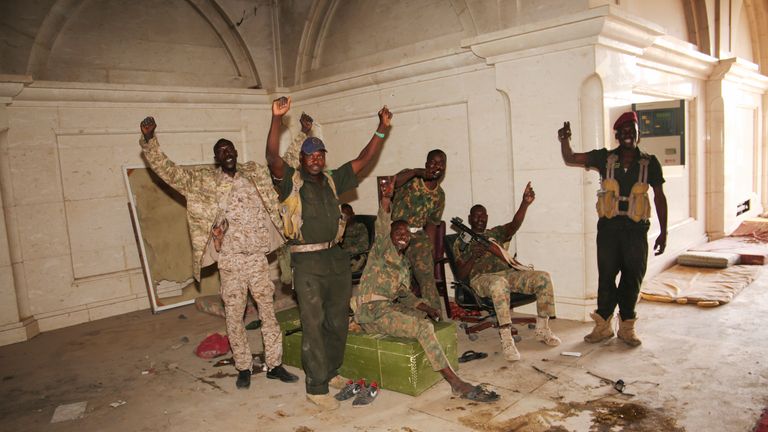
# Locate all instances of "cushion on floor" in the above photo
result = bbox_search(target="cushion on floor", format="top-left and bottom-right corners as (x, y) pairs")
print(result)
(676, 251), (740, 268)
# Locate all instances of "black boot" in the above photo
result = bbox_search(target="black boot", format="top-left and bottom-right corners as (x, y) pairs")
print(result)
(236, 369), (251, 389)
(266, 364), (298, 383)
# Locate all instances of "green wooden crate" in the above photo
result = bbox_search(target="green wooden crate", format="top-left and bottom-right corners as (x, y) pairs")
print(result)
(275, 307), (458, 396)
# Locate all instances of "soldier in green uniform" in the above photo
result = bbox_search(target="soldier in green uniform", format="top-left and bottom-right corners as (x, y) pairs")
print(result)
(452, 182), (561, 362)
(266, 96), (392, 411)
(138, 117), (301, 390)
(353, 178), (499, 403)
(558, 112), (667, 347)
(391, 150), (447, 316)
(340, 204), (370, 273)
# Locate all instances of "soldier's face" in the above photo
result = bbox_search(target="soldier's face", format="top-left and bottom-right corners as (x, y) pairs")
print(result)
(616, 122), (639, 149)
(214, 143), (238, 171)
(300, 151), (326, 175)
(469, 207), (487, 232)
(424, 154), (446, 180)
(390, 222), (411, 251)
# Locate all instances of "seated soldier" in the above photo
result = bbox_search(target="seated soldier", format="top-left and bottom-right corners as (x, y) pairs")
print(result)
(452, 182), (561, 362)
(352, 177), (499, 403)
(340, 203), (370, 273)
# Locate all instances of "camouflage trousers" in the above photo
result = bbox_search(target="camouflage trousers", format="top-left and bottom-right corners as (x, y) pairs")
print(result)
(405, 231), (441, 314)
(359, 301), (449, 371)
(470, 269), (557, 326)
(219, 252), (282, 372)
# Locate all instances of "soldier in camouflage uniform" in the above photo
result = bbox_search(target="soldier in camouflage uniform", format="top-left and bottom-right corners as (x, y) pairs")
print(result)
(340, 204), (370, 273)
(352, 178), (499, 403)
(139, 116), (303, 390)
(391, 150), (447, 316)
(452, 182), (561, 362)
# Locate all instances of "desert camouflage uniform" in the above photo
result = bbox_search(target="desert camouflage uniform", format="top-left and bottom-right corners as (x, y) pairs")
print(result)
(139, 133), (304, 280)
(140, 132), (304, 372)
(340, 222), (369, 272)
(452, 225), (556, 326)
(353, 207), (449, 371)
(391, 177), (445, 312)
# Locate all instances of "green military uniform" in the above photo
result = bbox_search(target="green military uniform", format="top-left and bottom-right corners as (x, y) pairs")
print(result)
(353, 207), (449, 372)
(585, 147), (664, 321)
(391, 177), (445, 312)
(276, 162), (358, 396)
(340, 221), (370, 272)
(452, 225), (557, 326)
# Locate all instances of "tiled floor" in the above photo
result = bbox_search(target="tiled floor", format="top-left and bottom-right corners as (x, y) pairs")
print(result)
(1, 265), (766, 431)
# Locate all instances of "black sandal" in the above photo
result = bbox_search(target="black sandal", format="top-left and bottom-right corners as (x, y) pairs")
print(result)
(460, 385), (500, 403)
(458, 350), (488, 363)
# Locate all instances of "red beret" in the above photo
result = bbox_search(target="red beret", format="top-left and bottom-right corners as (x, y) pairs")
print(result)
(613, 111), (638, 130)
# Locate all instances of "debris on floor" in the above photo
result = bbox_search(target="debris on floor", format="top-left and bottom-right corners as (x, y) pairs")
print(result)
(50, 401), (87, 423)
(109, 400), (127, 408)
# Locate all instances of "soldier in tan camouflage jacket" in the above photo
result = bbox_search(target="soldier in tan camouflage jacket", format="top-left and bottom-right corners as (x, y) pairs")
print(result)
(139, 116), (307, 390)
(352, 178), (499, 403)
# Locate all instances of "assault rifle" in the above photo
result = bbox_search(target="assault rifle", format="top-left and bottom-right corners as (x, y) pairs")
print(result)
(450, 217), (533, 271)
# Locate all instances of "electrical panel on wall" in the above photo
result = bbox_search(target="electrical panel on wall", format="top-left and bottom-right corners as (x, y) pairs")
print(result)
(632, 100), (685, 166)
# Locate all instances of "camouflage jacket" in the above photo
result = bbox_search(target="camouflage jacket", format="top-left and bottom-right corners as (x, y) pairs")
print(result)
(391, 177), (445, 228)
(340, 222), (369, 256)
(140, 133), (304, 280)
(452, 225), (510, 279)
(354, 206), (422, 324)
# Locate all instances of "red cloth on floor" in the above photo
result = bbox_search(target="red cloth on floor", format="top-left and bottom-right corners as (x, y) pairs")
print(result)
(195, 333), (230, 359)
(449, 301), (481, 319)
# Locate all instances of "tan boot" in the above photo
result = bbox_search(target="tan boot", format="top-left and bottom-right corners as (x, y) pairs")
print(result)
(499, 326), (521, 361)
(583, 312), (614, 343)
(534, 317), (561, 346)
(617, 317), (642, 347)
(306, 393), (340, 411)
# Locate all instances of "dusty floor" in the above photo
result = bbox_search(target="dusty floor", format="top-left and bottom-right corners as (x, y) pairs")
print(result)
(1, 268), (767, 432)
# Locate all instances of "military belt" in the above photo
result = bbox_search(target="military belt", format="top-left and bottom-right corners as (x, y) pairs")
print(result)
(290, 241), (335, 253)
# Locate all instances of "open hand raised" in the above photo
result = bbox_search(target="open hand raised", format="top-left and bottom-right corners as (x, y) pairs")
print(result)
(272, 96), (291, 117)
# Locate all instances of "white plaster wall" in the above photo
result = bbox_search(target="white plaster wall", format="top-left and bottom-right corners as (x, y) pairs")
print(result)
(621, 0), (689, 43)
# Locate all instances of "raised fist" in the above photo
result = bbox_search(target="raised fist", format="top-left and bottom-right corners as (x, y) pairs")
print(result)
(140, 116), (156, 141)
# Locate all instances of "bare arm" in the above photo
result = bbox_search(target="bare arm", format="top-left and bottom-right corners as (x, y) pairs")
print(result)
(266, 97), (291, 180)
(501, 182), (534, 238)
(558, 121), (589, 166)
(394, 168), (425, 188)
(652, 183), (668, 255)
(349, 106), (393, 175)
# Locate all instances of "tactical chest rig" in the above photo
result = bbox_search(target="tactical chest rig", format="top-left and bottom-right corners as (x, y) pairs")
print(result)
(596, 153), (651, 222)
(281, 169), (346, 252)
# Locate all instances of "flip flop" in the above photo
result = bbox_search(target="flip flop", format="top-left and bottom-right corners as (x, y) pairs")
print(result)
(458, 385), (500, 403)
(458, 350), (488, 363)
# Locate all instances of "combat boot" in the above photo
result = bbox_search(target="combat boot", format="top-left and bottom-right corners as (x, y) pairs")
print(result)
(617, 317), (642, 347)
(534, 317), (561, 346)
(499, 326), (520, 361)
(583, 311), (614, 343)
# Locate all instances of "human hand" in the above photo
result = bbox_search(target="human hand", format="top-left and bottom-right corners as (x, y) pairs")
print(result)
(418, 303), (440, 321)
(378, 106), (393, 128)
(654, 232), (667, 256)
(379, 175), (395, 198)
(140, 116), (156, 141)
(300, 112), (313, 134)
(522, 181), (535, 205)
(272, 96), (291, 117)
(557, 121), (571, 142)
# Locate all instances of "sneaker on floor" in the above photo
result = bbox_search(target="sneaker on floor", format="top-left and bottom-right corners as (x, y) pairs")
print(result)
(334, 379), (364, 401)
(235, 369), (251, 389)
(266, 364), (298, 383)
(328, 374), (348, 389)
(352, 381), (379, 407)
(306, 393), (340, 411)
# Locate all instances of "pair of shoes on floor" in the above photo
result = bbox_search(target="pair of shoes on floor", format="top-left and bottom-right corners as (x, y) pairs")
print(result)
(333, 379), (379, 406)
(266, 364), (298, 383)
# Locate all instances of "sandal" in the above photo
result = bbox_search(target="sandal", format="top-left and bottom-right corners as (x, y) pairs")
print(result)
(458, 350), (488, 363)
(459, 385), (500, 403)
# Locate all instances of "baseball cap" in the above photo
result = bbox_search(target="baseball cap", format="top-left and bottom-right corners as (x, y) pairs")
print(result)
(301, 137), (327, 154)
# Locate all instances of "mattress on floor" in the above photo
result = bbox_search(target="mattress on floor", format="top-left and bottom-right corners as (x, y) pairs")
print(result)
(641, 264), (762, 307)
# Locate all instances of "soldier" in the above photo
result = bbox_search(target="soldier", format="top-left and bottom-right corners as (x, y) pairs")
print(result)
(351, 177), (499, 403)
(266, 97), (392, 411)
(138, 116), (304, 390)
(558, 113), (667, 346)
(339, 203), (370, 273)
(391, 150), (447, 316)
(452, 183), (561, 362)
